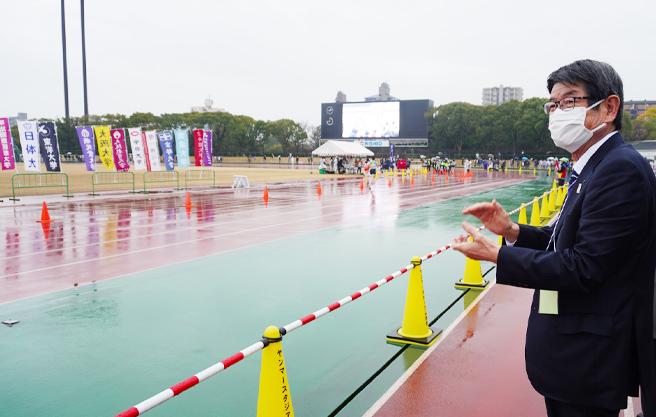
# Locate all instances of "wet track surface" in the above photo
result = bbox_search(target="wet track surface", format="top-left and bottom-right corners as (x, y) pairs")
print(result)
(0, 172), (528, 304)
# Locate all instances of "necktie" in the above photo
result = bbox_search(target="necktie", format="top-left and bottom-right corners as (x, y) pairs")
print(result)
(569, 170), (579, 186)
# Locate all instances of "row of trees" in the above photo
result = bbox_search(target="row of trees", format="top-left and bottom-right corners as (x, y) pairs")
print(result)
(428, 98), (552, 156)
(9, 101), (655, 158)
(428, 98), (656, 157)
(10, 112), (321, 156)
(623, 107), (656, 141)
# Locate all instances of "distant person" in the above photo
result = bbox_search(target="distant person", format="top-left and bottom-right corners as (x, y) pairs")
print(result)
(452, 59), (656, 417)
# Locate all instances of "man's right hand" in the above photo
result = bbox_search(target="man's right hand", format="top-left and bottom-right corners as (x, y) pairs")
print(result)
(462, 199), (520, 242)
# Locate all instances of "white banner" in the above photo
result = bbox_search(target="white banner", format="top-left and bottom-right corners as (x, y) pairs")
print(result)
(17, 120), (41, 172)
(144, 130), (162, 171)
(127, 128), (147, 171)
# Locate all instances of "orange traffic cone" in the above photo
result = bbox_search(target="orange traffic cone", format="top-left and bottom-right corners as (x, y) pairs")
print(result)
(360, 179), (365, 192)
(41, 221), (51, 240)
(410, 176), (415, 186)
(316, 182), (322, 196)
(388, 178), (392, 188)
(263, 186), (269, 205)
(39, 201), (51, 223)
(185, 192), (192, 209)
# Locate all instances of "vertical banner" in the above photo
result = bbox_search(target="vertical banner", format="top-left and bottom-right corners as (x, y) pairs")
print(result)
(110, 128), (129, 172)
(17, 120), (41, 172)
(37, 122), (62, 172)
(75, 126), (96, 172)
(93, 126), (114, 170)
(157, 130), (175, 171)
(144, 130), (162, 171)
(127, 128), (147, 171)
(192, 129), (203, 166)
(202, 129), (212, 166)
(173, 128), (190, 168)
(0, 117), (16, 171)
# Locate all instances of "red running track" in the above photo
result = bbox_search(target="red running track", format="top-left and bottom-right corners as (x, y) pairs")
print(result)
(0, 172), (529, 304)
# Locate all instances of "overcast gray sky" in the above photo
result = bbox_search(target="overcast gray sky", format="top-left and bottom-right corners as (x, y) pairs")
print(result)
(2, 0), (655, 125)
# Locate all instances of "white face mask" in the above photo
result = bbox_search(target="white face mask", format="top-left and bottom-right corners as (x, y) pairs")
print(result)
(548, 99), (606, 153)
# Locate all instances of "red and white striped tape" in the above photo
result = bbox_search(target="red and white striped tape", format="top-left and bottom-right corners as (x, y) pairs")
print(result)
(114, 341), (264, 417)
(281, 244), (455, 335)
(113, 196), (541, 417)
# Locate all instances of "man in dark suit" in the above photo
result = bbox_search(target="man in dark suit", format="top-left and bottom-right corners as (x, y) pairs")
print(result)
(452, 60), (656, 417)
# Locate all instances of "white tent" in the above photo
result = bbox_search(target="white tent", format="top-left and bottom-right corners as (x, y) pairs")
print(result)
(311, 140), (374, 157)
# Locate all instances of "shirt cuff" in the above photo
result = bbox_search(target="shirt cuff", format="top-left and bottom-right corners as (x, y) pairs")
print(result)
(505, 238), (517, 246)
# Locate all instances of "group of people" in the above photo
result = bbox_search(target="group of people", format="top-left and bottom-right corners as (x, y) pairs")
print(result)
(318, 156), (416, 176)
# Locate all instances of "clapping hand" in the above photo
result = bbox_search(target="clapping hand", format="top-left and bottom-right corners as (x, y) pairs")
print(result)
(451, 222), (500, 263)
(451, 199), (518, 263)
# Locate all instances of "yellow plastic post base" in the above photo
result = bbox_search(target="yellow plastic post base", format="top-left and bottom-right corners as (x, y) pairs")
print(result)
(386, 326), (442, 348)
(256, 326), (294, 417)
(454, 279), (489, 290)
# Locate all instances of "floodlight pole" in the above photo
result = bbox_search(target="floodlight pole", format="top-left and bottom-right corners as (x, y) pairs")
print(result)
(60, 0), (70, 121)
(81, 0), (89, 119)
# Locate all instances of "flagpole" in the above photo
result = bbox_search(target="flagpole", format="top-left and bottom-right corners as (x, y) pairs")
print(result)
(60, 0), (70, 121)
(81, 0), (89, 119)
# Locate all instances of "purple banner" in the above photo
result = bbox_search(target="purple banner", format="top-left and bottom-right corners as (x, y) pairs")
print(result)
(76, 126), (96, 171)
(110, 128), (129, 172)
(202, 129), (212, 167)
(157, 131), (175, 171)
(0, 117), (16, 171)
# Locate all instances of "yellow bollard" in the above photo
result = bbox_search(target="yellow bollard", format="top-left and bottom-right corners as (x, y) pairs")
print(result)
(518, 204), (528, 225)
(519, 165), (523, 175)
(530, 197), (542, 226)
(387, 257), (442, 348)
(256, 326), (295, 417)
(548, 189), (556, 213)
(533, 168), (537, 176)
(556, 186), (565, 208)
(548, 167), (551, 177)
(540, 192), (551, 220)
(455, 245), (489, 290)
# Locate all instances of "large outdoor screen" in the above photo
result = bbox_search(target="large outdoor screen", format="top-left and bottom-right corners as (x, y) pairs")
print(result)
(341, 102), (400, 138)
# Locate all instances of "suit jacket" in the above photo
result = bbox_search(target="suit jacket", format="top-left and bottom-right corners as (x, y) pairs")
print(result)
(497, 133), (656, 412)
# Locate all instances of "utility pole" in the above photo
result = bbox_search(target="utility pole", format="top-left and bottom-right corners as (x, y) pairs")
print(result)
(60, 0), (70, 120)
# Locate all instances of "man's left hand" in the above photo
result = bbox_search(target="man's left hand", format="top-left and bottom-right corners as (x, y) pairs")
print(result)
(451, 222), (500, 263)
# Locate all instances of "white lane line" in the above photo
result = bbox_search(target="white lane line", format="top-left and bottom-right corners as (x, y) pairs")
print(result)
(362, 283), (496, 417)
(0, 178), (524, 281)
(0, 177), (520, 261)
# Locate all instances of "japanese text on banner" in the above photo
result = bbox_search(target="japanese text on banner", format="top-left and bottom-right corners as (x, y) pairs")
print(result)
(157, 131), (175, 171)
(17, 121), (41, 172)
(173, 128), (190, 168)
(94, 126), (115, 170)
(110, 128), (129, 172)
(37, 121), (62, 172)
(128, 128), (148, 171)
(192, 129), (203, 166)
(75, 126), (96, 172)
(0, 117), (16, 171)
(144, 130), (162, 171)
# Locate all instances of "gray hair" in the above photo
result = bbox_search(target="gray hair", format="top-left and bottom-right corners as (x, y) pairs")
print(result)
(547, 59), (624, 130)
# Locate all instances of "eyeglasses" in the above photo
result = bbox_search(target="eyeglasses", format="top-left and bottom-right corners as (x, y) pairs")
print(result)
(543, 96), (591, 114)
